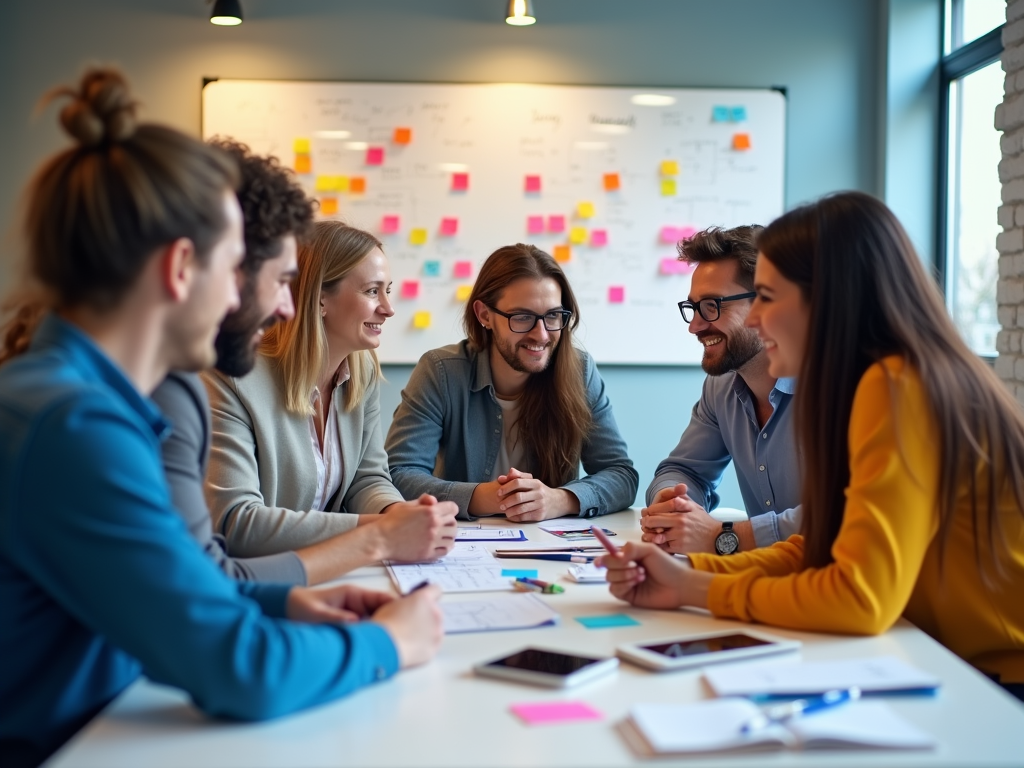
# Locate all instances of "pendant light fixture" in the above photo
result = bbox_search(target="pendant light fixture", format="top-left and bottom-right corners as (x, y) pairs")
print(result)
(210, 0), (243, 26)
(506, 0), (536, 26)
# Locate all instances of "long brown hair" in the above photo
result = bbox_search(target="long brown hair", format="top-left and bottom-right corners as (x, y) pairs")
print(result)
(261, 221), (383, 415)
(758, 191), (1024, 574)
(463, 244), (592, 486)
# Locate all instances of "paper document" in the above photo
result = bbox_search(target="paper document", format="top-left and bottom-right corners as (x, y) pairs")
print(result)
(456, 528), (527, 542)
(704, 656), (941, 698)
(567, 563), (607, 583)
(387, 543), (510, 594)
(537, 518), (617, 540)
(625, 699), (935, 755)
(441, 593), (560, 633)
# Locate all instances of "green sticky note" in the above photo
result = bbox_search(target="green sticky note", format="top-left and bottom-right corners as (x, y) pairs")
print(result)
(502, 569), (539, 578)
(576, 614), (640, 629)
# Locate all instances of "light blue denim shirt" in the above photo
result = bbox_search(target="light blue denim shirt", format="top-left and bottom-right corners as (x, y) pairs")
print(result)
(646, 371), (802, 547)
(386, 340), (639, 519)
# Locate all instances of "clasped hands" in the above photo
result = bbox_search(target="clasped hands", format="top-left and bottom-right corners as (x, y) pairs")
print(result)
(471, 467), (579, 521)
(640, 482), (721, 555)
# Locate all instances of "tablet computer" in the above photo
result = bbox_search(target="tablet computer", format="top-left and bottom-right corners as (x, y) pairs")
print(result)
(473, 647), (619, 688)
(617, 630), (800, 672)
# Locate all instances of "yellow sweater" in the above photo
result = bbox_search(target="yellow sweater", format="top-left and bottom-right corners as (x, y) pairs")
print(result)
(689, 357), (1024, 683)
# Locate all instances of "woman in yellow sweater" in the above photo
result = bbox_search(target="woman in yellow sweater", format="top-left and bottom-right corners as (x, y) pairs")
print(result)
(600, 191), (1024, 700)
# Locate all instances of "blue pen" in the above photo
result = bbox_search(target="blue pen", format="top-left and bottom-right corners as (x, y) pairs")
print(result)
(739, 687), (861, 734)
(525, 553), (594, 563)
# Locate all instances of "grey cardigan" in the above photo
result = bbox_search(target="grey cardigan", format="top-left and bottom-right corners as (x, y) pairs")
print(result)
(202, 354), (404, 558)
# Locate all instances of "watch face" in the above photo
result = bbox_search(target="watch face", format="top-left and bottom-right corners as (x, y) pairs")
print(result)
(715, 530), (740, 555)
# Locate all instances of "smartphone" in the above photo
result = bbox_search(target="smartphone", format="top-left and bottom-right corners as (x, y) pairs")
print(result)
(617, 630), (800, 672)
(473, 647), (619, 688)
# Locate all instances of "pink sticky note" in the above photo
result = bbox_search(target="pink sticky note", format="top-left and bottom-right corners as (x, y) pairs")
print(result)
(452, 172), (469, 191)
(548, 215), (566, 233)
(525, 175), (542, 193)
(366, 147), (384, 166)
(400, 280), (419, 299)
(510, 701), (603, 726)
(679, 226), (697, 239)
(590, 229), (608, 247)
(660, 258), (693, 275)
(453, 260), (473, 279)
(660, 226), (681, 244)
(440, 217), (459, 236)
(381, 215), (400, 234)
(527, 215), (544, 234)
(609, 286), (625, 303)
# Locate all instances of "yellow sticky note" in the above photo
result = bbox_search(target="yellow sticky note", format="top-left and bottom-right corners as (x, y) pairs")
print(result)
(554, 244), (571, 262)
(294, 154), (312, 174)
(661, 178), (677, 196)
(335, 176), (350, 192)
(320, 197), (338, 216)
(293, 138), (311, 154)
(570, 226), (588, 245)
(315, 175), (337, 192)
(413, 311), (432, 329)
(456, 285), (473, 301)
(577, 201), (595, 219)
(410, 228), (428, 245)
(660, 160), (679, 176)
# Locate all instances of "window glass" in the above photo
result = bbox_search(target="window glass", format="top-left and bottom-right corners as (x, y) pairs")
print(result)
(947, 0), (1005, 51)
(947, 59), (1002, 356)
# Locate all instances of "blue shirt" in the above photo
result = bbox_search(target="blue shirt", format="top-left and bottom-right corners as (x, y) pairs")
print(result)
(385, 340), (639, 518)
(0, 316), (398, 767)
(646, 371), (802, 547)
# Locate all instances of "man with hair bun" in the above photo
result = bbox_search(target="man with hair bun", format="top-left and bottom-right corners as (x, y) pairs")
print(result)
(641, 225), (802, 555)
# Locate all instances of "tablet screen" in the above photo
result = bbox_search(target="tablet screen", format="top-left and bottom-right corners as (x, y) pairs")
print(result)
(642, 634), (773, 658)
(485, 649), (600, 676)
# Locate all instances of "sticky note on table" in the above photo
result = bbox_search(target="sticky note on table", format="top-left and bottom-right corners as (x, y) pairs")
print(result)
(660, 160), (679, 176)
(525, 174), (542, 193)
(401, 280), (420, 299)
(410, 228), (428, 245)
(381, 215), (400, 234)
(712, 105), (730, 122)
(660, 178), (677, 196)
(577, 201), (595, 219)
(319, 197), (338, 216)
(608, 286), (625, 303)
(413, 311), (431, 329)
(576, 613), (639, 629)
(501, 569), (538, 578)
(590, 229), (608, 247)
(510, 701), (603, 726)
(294, 154), (311, 174)
(423, 260), (441, 277)
(527, 215), (544, 235)
(455, 285), (473, 301)
(731, 106), (747, 122)
(293, 138), (311, 154)
(603, 173), (620, 191)
(453, 261), (473, 279)
(393, 127), (412, 144)
(660, 258), (693, 275)
(548, 215), (566, 233)
(451, 172), (469, 192)
(553, 244), (571, 263)
(366, 146), (384, 165)
(440, 217), (459, 236)
(349, 176), (366, 193)
(732, 133), (752, 151)
(569, 226), (588, 245)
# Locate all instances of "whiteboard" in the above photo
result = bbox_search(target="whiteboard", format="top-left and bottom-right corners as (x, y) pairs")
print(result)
(202, 80), (785, 364)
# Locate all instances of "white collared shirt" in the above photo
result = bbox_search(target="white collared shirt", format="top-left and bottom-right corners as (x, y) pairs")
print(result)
(308, 360), (351, 511)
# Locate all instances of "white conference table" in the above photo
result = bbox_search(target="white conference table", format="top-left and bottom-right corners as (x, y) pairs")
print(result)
(47, 509), (1024, 767)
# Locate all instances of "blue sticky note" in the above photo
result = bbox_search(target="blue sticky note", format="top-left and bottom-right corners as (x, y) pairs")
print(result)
(576, 614), (640, 629)
(731, 106), (747, 122)
(712, 105), (730, 122)
(502, 569), (539, 578)
(423, 260), (441, 277)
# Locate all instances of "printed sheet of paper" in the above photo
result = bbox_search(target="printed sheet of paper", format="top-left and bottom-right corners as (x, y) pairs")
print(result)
(441, 592), (559, 633)
(387, 543), (511, 594)
(455, 528), (527, 542)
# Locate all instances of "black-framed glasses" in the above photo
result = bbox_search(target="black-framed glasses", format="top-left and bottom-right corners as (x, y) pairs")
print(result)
(677, 292), (756, 323)
(488, 306), (572, 333)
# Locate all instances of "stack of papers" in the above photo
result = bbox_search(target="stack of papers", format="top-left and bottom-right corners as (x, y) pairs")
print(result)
(455, 527), (527, 542)
(442, 593), (560, 634)
(567, 563), (607, 583)
(387, 543), (511, 593)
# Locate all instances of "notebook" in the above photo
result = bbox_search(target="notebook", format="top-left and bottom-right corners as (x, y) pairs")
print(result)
(624, 699), (936, 756)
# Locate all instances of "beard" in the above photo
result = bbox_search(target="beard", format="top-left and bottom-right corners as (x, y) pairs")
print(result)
(699, 327), (762, 376)
(214, 282), (279, 377)
(493, 333), (555, 374)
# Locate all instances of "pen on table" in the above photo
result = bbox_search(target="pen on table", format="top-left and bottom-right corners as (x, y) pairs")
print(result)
(590, 525), (621, 555)
(739, 687), (861, 734)
(513, 577), (565, 594)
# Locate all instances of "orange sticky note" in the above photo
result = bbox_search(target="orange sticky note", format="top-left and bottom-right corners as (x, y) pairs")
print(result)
(660, 178), (676, 196)
(569, 226), (587, 245)
(320, 197), (338, 216)
(577, 201), (595, 219)
(456, 285), (473, 301)
(294, 154), (312, 174)
(732, 133), (751, 151)
(660, 160), (680, 176)
(350, 176), (366, 193)
(393, 127), (412, 145)
(410, 228), (428, 245)
(413, 311), (431, 329)
(554, 244), (571, 263)
(603, 173), (620, 191)
(293, 138), (311, 154)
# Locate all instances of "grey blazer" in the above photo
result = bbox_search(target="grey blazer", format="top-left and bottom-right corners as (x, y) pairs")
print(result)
(201, 354), (404, 558)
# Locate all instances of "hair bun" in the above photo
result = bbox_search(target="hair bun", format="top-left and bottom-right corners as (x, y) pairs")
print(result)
(55, 68), (138, 147)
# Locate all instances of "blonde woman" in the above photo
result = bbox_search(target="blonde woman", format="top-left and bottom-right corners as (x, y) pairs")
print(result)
(202, 222), (456, 576)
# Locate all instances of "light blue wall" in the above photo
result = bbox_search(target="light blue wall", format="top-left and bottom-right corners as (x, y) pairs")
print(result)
(0, 0), (885, 508)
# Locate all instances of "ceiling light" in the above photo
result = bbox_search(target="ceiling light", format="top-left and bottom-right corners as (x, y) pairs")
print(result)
(506, 0), (536, 26)
(210, 0), (243, 26)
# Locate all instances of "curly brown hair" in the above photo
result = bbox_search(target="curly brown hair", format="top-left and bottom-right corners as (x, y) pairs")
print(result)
(208, 138), (315, 275)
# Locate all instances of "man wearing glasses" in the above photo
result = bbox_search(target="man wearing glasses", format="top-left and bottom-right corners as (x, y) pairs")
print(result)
(641, 225), (802, 554)
(386, 243), (638, 521)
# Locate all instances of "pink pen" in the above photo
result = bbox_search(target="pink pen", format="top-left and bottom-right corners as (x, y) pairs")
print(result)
(590, 526), (621, 555)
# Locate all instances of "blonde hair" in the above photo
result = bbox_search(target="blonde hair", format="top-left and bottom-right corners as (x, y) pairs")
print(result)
(261, 221), (383, 415)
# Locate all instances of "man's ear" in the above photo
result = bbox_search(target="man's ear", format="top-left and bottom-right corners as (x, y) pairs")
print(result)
(472, 299), (491, 330)
(160, 238), (198, 303)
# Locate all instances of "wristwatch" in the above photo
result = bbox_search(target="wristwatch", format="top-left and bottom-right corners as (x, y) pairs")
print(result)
(714, 521), (740, 555)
